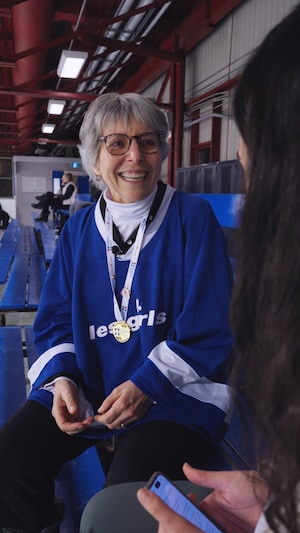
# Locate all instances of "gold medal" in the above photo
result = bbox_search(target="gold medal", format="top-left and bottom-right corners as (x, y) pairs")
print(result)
(113, 321), (131, 343)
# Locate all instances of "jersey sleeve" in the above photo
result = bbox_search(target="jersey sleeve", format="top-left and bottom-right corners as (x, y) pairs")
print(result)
(131, 198), (234, 442)
(28, 223), (80, 391)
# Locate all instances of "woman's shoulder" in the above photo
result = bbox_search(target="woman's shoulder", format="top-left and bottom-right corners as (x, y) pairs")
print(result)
(171, 189), (213, 220)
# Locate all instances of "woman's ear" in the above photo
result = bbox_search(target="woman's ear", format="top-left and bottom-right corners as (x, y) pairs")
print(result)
(93, 164), (101, 179)
(237, 137), (250, 192)
(237, 137), (248, 172)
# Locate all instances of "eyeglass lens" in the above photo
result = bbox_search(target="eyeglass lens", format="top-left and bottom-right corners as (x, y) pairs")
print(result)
(104, 133), (160, 155)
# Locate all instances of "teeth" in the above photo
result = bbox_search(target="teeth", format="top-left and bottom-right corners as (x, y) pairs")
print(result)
(121, 172), (145, 180)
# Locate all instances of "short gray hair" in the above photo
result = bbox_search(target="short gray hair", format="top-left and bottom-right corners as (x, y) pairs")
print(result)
(78, 92), (169, 183)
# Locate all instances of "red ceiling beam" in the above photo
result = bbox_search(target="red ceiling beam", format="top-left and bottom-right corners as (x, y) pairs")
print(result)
(0, 108), (17, 113)
(83, 34), (183, 63)
(0, 87), (96, 102)
(54, 0), (170, 28)
(0, 137), (77, 146)
(176, 0), (244, 50)
(121, 0), (244, 93)
(8, 27), (182, 65)
(0, 61), (15, 68)
(27, 137), (78, 146)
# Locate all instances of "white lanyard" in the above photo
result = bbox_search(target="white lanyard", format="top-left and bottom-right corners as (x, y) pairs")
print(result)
(105, 207), (147, 324)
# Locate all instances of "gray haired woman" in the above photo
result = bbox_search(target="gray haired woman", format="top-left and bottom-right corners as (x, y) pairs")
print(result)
(0, 92), (233, 532)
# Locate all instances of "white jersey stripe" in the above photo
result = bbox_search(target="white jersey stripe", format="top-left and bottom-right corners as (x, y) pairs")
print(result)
(28, 343), (75, 388)
(148, 341), (233, 422)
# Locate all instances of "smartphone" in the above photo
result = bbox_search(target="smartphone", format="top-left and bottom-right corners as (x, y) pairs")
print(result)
(147, 472), (224, 533)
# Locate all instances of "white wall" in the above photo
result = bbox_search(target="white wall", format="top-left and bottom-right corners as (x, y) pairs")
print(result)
(13, 156), (87, 226)
(183, 0), (299, 163)
(0, 199), (16, 220)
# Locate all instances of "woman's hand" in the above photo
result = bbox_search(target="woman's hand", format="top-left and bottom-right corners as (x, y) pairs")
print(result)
(137, 487), (205, 533)
(52, 379), (94, 435)
(94, 380), (152, 430)
(184, 464), (268, 533)
(137, 464), (268, 533)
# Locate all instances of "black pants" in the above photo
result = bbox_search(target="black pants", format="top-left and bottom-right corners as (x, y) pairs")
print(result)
(0, 210), (9, 228)
(0, 400), (221, 532)
(38, 192), (69, 220)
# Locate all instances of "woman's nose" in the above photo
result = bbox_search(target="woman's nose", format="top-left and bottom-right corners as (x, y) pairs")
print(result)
(126, 138), (144, 160)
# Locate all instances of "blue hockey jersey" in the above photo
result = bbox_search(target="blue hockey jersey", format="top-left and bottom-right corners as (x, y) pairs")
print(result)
(29, 185), (234, 444)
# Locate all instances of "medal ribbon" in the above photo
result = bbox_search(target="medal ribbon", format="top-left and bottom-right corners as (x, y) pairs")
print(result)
(105, 207), (147, 324)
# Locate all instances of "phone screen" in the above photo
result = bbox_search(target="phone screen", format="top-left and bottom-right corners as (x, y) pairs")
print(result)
(147, 472), (223, 533)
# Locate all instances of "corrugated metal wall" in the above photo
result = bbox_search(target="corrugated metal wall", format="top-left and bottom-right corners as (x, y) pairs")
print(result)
(183, 0), (299, 165)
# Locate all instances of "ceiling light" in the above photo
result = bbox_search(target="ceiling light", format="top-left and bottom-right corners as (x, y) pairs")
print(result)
(47, 99), (66, 115)
(57, 50), (88, 79)
(41, 123), (55, 134)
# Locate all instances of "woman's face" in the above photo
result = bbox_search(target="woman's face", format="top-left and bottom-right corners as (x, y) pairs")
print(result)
(93, 118), (162, 203)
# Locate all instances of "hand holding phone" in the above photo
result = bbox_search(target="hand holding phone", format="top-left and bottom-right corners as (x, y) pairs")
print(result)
(146, 472), (224, 533)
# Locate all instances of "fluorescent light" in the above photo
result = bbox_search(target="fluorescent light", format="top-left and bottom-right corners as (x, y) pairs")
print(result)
(41, 123), (55, 134)
(47, 99), (66, 115)
(57, 50), (88, 79)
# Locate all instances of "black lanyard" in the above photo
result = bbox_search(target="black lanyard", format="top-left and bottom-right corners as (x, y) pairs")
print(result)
(100, 180), (166, 255)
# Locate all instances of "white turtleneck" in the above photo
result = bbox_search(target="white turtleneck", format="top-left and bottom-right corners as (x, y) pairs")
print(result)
(103, 185), (158, 242)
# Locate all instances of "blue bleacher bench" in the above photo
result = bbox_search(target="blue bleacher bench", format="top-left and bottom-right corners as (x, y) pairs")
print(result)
(198, 193), (244, 228)
(0, 240), (18, 284)
(0, 218), (19, 242)
(0, 219), (20, 284)
(52, 194), (94, 226)
(76, 193), (93, 203)
(198, 193), (245, 276)
(32, 213), (56, 264)
(0, 239), (46, 312)
(0, 226), (47, 324)
(0, 326), (27, 426)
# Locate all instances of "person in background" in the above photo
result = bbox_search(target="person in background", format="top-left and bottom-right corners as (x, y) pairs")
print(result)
(0, 92), (233, 532)
(0, 203), (9, 229)
(69, 179), (102, 216)
(135, 4), (300, 533)
(31, 171), (77, 222)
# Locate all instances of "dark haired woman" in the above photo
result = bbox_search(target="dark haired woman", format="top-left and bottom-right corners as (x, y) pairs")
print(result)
(137, 4), (300, 533)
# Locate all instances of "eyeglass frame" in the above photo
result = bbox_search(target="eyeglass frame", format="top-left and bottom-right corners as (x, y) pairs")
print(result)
(98, 131), (164, 155)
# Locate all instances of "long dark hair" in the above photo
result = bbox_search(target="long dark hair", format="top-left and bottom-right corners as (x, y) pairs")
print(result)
(231, 5), (300, 532)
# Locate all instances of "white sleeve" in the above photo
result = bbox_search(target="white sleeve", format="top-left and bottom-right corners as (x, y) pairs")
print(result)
(254, 514), (274, 533)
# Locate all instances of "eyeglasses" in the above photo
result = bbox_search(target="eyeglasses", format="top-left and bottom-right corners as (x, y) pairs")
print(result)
(98, 132), (163, 156)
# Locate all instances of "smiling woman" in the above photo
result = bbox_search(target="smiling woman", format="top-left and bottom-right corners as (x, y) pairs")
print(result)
(92, 117), (163, 204)
(79, 92), (169, 204)
(0, 92), (233, 532)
